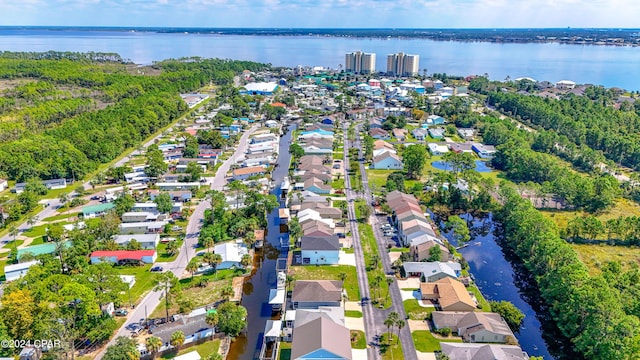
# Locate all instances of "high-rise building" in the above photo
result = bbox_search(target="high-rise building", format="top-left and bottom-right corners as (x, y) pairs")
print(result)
(386, 52), (420, 76)
(345, 51), (376, 74)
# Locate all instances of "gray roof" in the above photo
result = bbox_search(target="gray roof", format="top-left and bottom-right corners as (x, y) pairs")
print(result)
(433, 311), (514, 339)
(441, 343), (527, 360)
(295, 307), (345, 327)
(301, 235), (340, 251)
(292, 280), (342, 303)
(152, 313), (211, 344)
(291, 317), (352, 360)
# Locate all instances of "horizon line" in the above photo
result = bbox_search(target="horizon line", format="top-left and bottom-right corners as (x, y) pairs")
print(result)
(2, 26), (640, 30)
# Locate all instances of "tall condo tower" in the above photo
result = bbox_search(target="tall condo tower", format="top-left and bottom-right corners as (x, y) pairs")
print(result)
(386, 52), (420, 76)
(345, 51), (376, 74)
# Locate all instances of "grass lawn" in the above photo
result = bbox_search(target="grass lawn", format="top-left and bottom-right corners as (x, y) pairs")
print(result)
(115, 264), (157, 304)
(2, 239), (23, 249)
(151, 277), (234, 318)
(160, 339), (221, 359)
(380, 333), (403, 360)
(403, 299), (435, 320)
(289, 265), (360, 300)
(0, 258), (6, 278)
(278, 341), (292, 360)
(468, 284), (491, 311)
(332, 178), (345, 190)
(389, 248), (409, 253)
(345, 310), (363, 318)
(541, 198), (640, 232)
(366, 169), (393, 193)
(412, 330), (462, 352)
(350, 330), (367, 349)
(571, 243), (640, 276)
(43, 212), (80, 222)
(155, 239), (183, 262)
(358, 223), (391, 308)
(22, 223), (54, 238)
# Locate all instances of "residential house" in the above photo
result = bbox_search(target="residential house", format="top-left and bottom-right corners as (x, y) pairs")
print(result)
(471, 143), (497, 159)
(369, 118), (383, 129)
(14, 178), (67, 193)
(300, 235), (340, 265)
(449, 142), (474, 154)
(373, 139), (395, 152)
(232, 166), (267, 181)
(90, 250), (157, 265)
(412, 128), (428, 141)
(147, 310), (213, 354)
(156, 182), (200, 191)
(4, 260), (39, 282)
(148, 190), (192, 202)
(82, 203), (115, 218)
(556, 80), (576, 90)
(410, 235), (450, 262)
(299, 202), (342, 219)
(372, 151), (403, 170)
(303, 177), (331, 194)
(402, 261), (461, 282)
(457, 128), (476, 140)
(292, 280), (343, 309)
(301, 221), (334, 238)
(428, 143), (449, 155)
(0, 179), (7, 192)
(265, 119), (279, 128)
(121, 211), (159, 223)
(285, 306), (345, 333)
(425, 115), (445, 126)
(392, 128), (407, 141)
(440, 343), (528, 360)
(113, 234), (160, 249)
(429, 128), (446, 139)
(432, 311), (515, 343)
(420, 277), (476, 312)
(214, 240), (249, 269)
(119, 221), (165, 234)
(369, 128), (390, 140)
(251, 133), (279, 144)
(291, 317), (352, 360)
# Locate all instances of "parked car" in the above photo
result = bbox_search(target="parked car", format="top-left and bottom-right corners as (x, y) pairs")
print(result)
(114, 309), (128, 316)
(150, 266), (163, 272)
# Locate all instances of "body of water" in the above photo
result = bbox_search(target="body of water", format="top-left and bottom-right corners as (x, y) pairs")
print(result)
(227, 126), (293, 360)
(0, 28), (638, 90)
(431, 160), (493, 173)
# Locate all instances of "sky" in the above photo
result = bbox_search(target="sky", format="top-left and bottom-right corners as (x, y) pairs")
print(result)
(2, 0), (640, 28)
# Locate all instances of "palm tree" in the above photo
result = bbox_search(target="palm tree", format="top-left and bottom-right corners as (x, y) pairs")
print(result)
(170, 330), (185, 350)
(154, 272), (179, 323)
(385, 277), (394, 302)
(26, 215), (38, 230)
(370, 276), (381, 303)
(384, 316), (396, 345)
(202, 236), (214, 252)
(395, 319), (406, 344)
(205, 311), (219, 340)
(186, 258), (200, 279)
(228, 180), (246, 210)
(370, 254), (380, 270)
(240, 253), (252, 268)
(338, 272), (347, 286)
(145, 336), (162, 359)
(221, 285), (235, 301)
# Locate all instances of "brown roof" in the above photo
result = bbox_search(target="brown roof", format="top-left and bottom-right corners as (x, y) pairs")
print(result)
(421, 277), (476, 311)
(373, 139), (394, 150)
(369, 128), (389, 136)
(292, 280), (343, 303)
(232, 166), (266, 176)
(291, 317), (352, 360)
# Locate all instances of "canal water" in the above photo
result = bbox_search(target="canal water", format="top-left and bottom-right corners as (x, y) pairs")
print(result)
(227, 125), (293, 360)
(439, 213), (571, 360)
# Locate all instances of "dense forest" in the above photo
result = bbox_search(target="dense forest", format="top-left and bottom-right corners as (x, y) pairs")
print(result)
(0, 52), (269, 182)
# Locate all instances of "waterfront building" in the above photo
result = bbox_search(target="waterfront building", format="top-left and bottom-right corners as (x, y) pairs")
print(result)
(386, 52), (420, 76)
(344, 51), (376, 74)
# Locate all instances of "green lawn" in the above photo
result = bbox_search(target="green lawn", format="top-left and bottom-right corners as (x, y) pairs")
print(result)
(155, 239), (183, 262)
(332, 178), (345, 190)
(115, 264), (157, 304)
(358, 223), (391, 308)
(289, 265), (360, 300)
(278, 342), (292, 360)
(151, 277), (234, 319)
(22, 224), (53, 238)
(160, 339), (221, 359)
(403, 299), (436, 320)
(411, 330), (462, 352)
(366, 169), (393, 193)
(468, 284), (491, 311)
(345, 310), (363, 318)
(389, 248), (409, 253)
(380, 333), (403, 360)
(43, 212), (79, 222)
(350, 330), (367, 349)
(0, 259), (7, 278)
(2, 239), (23, 249)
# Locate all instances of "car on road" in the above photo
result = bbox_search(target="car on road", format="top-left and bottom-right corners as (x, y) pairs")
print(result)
(150, 266), (163, 272)
(381, 224), (392, 230)
(114, 309), (128, 316)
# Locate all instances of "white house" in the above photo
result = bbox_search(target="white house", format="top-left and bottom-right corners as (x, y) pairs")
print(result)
(372, 151), (403, 170)
(428, 143), (449, 155)
(90, 250), (157, 265)
(121, 211), (159, 223)
(214, 240), (249, 269)
(4, 260), (39, 282)
(113, 234), (160, 249)
(0, 179), (8, 192)
(119, 221), (166, 234)
(556, 80), (577, 90)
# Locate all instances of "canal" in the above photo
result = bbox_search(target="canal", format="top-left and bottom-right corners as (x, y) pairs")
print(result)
(439, 213), (572, 360)
(227, 125), (294, 360)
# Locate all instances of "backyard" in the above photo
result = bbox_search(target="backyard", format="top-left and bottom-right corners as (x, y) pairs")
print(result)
(289, 265), (360, 300)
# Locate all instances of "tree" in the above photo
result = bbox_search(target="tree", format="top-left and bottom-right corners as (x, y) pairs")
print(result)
(165, 240), (178, 256)
(228, 180), (246, 210)
(26, 215), (38, 230)
(185, 161), (204, 182)
(395, 319), (406, 344)
(288, 217), (302, 245)
(0, 289), (35, 339)
(170, 330), (186, 350)
(384, 312), (400, 344)
(58, 191), (69, 205)
(216, 301), (248, 337)
(427, 245), (442, 262)
(221, 285), (235, 301)
(403, 144), (428, 179)
(103, 336), (139, 360)
(445, 215), (471, 244)
(186, 258), (200, 279)
(114, 192), (134, 216)
(145, 336), (162, 359)
(205, 310), (219, 339)
(386, 277), (394, 302)
(489, 300), (525, 332)
(201, 236), (214, 253)
(241, 253), (252, 268)
(289, 143), (304, 160)
(154, 192), (173, 214)
(154, 272), (180, 322)
(338, 272), (347, 285)
(145, 145), (168, 179)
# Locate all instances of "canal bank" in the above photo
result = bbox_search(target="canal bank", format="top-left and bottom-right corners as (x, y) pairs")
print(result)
(439, 213), (571, 360)
(227, 125), (294, 360)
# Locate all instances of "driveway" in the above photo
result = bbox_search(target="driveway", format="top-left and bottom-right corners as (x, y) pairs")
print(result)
(351, 349), (369, 360)
(345, 317), (366, 332)
(417, 352), (437, 360)
(338, 251), (356, 266)
(407, 320), (429, 332)
(397, 278), (421, 289)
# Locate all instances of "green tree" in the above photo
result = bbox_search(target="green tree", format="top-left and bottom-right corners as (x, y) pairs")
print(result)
(445, 215), (470, 244)
(170, 330), (186, 350)
(489, 301), (525, 332)
(103, 336), (139, 360)
(114, 192), (135, 216)
(384, 312), (400, 345)
(228, 180), (246, 210)
(185, 161), (204, 182)
(145, 145), (168, 179)
(186, 258), (200, 279)
(205, 311), (219, 339)
(395, 319), (406, 344)
(165, 240), (178, 256)
(216, 301), (248, 337)
(427, 245), (442, 262)
(145, 336), (162, 359)
(0, 289), (35, 339)
(154, 272), (180, 323)
(153, 192), (173, 214)
(241, 253), (252, 268)
(403, 144), (428, 179)
(289, 143), (305, 160)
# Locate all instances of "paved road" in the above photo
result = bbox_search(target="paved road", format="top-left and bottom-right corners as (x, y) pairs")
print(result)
(342, 122), (380, 360)
(351, 123), (418, 360)
(94, 125), (258, 359)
